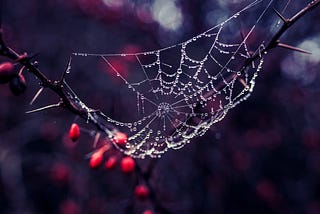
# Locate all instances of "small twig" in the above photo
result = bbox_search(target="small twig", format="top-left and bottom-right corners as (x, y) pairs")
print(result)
(134, 160), (171, 214)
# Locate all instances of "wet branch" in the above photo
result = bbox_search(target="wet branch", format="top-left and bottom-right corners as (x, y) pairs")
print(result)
(0, 1), (319, 213)
(245, 0), (320, 69)
(0, 0), (319, 142)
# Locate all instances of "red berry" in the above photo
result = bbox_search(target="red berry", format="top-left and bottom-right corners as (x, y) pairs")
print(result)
(105, 156), (117, 170)
(9, 73), (26, 96)
(142, 210), (154, 214)
(135, 184), (149, 199)
(51, 163), (69, 183)
(90, 152), (103, 168)
(121, 156), (135, 173)
(0, 62), (14, 84)
(60, 200), (80, 214)
(69, 123), (80, 142)
(113, 132), (128, 146)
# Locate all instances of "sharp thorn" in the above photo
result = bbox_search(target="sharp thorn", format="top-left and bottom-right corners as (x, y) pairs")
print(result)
(277, 42), (311, 54)
(237, 77), (249, 89)
(30, 87), (44, 105)
(85, 144), (111, 159)
(26, 103), (61, 114)
(273, 8), (288, 23)
(93, 132), (101, 148)
(60, 56), (72, 82)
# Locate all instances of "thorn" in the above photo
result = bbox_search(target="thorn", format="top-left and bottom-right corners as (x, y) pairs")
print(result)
(18, 66), (25, 75)
(30, 87), (44, 105)
(12, 52), (28, 63)
(60, 56), (72, 82)
(277, 42), (311, 54)
(237, 77), (249, 89)
(100, 144), (111, 153)
(273, 8), (288, 23)
(93, 132), (101, 148)
(26, 102), (62, 114)
(85, 143), (111, 159)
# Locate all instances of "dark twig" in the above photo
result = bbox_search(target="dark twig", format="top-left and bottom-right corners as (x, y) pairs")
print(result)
(245, 0), (320, 68)
(197, 0), (320, 126)
(135, 159), (171, 214)
(0, 1), (319, 214)
(0, 0), (318, 150)
(0, 31), (117, 139)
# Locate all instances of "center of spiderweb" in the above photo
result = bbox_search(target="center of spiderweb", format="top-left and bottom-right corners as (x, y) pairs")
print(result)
(157, 103), (171, 118)
(64, 0), (278, 158)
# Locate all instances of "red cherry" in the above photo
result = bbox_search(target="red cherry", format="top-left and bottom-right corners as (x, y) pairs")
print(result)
(0, 62), (14, 84)
(69, 123), (80, 142)
(121, 156), (135, 173)
(90, 152), (103, 168)
(135, 184), (149, 199)
(142, 210), (154, 214)
(105, 156), (117, 170)
(113, 132), (128, 146)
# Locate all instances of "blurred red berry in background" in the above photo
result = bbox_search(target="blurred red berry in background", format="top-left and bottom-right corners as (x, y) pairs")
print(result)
(51, 163), (70, 184)
(0, 62), (14, 84)
(60, 199), (80, 214)
(135, 184), (149, 199)
(142, 209), (154, 214)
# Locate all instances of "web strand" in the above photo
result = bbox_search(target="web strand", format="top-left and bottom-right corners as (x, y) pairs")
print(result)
(69, 0), (276, 158)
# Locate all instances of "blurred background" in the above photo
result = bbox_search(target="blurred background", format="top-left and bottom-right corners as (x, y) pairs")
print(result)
(0, 0), (320, 213)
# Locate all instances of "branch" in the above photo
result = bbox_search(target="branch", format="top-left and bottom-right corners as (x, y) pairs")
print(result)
(0, 32), (118, 139)
(0, 1), (318, 213)
(246, 0), (320, 68)
(171, 0), (320, 137)
(0, 0), (319, 150)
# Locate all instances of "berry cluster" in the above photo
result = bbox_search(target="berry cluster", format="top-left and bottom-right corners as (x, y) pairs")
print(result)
(68, 123), (154, 213)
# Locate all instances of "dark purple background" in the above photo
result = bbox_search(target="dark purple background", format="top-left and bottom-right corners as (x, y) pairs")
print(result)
(0, 0), (320, 213)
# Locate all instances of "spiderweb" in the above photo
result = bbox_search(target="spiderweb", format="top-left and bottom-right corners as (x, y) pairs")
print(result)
(65, 0), (276, 158)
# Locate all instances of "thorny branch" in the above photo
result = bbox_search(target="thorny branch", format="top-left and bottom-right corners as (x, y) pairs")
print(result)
(227, 0), (320, 87)
(0, 1), (319, 213)
(175, 0), (320, 139)
(0, 0), (319, 153)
